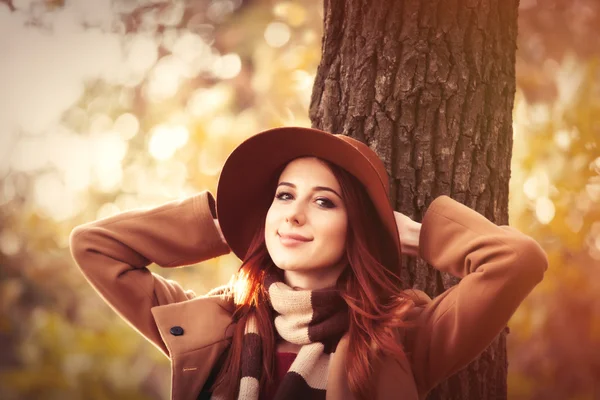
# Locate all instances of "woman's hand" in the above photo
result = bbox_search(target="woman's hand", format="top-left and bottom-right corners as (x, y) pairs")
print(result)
(393, 211), (421, 257)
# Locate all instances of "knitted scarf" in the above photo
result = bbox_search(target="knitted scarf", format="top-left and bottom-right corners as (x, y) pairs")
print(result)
(212, 270), (349, 400)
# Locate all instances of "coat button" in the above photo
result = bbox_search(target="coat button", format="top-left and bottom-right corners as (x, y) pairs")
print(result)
(170, 326), (184, 336)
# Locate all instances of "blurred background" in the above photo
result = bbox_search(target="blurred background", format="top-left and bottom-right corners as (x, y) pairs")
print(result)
(0, 0), (599, 399)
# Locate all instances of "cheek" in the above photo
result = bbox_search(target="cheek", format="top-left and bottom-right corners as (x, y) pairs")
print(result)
(319, 215), (348, 246)
(264, 204), (280, 239)
(265, 203), (277, 224)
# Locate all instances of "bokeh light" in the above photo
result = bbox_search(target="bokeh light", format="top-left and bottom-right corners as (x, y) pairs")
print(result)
(213, 53), (242, 79)
(148, 124), (189, 161)
(264, 22), (291, 48)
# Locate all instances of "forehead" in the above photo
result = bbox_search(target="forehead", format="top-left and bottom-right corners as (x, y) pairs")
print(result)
(278, 157), (340, 188)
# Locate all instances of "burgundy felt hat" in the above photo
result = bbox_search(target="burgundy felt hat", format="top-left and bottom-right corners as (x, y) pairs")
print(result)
(216, 126), (401, 265)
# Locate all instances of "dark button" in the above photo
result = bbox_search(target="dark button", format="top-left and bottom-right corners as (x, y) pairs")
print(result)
(170, 326), (184, 336)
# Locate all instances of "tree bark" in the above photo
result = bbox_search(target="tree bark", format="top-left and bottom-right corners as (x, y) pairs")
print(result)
(310, 0), (518, 399)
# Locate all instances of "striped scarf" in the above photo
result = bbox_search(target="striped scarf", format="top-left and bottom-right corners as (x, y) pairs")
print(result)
(214, 271), (349, 400)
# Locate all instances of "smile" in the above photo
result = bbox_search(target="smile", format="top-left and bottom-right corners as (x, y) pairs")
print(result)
(278, 233), (312, 246)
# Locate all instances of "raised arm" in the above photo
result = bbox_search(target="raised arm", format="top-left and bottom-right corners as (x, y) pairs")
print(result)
(69, 191), (230, 356)
(407, 195), (547, 396)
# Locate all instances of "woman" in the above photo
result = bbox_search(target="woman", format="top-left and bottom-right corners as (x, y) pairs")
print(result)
(70, 126), (548, 400)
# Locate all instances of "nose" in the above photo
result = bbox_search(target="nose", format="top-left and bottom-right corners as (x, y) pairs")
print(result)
(285, 202), (306, 226)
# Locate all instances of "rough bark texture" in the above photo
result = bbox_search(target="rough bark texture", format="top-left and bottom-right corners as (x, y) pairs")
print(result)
(310, 0), (518, 399)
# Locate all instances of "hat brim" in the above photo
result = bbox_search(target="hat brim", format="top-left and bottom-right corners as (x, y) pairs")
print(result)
(216, 127), (401, 265)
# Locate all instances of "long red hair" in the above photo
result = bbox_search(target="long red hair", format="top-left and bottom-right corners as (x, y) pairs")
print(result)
(211, 159), (414, 399)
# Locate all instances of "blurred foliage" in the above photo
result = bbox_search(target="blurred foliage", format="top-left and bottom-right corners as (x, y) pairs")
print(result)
(0, 1), (598, 399)
(508, 63), (600, 400)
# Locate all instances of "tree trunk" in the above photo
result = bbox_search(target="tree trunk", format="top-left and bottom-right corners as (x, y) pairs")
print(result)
(310, 0), (518, 399)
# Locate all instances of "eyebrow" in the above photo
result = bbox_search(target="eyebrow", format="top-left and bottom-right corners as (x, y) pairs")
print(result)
(277, 182), (342, 200)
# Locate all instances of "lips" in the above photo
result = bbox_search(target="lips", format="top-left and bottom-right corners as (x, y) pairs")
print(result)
(278, 232), (312, 246)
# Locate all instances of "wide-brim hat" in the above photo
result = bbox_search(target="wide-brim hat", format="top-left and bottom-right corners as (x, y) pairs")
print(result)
(216, 126), (401, 266)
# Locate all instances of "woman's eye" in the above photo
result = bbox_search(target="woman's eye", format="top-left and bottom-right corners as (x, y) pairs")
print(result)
(316, 198), (335, 209)
(275, 192), (335, 209)
(275, 192), (293, 201)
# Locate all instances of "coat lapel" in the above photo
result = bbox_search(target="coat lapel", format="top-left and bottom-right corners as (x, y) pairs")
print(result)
(151, 295), (235, 400)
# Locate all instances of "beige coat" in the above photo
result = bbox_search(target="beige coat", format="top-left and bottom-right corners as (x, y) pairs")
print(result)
(69, 192), (547, 400)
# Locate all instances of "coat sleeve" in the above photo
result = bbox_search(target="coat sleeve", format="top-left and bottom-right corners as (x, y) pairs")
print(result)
(69, 191), (231, 356)
(408, 195), (548, 396)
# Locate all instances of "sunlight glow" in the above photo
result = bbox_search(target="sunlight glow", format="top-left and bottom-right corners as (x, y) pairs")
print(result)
(113, 113), (139, 140)
(91, 132), (128, 165)
(264, 22), (291, 48)
(535, 197), (555, 225)
(292, 69), (315, 108)
(89, 114), (113, 134)
(273, 2), (307, 27)
(155, 161), (188, 197)
(120, 164), (144, 194)
(556, 56), (586, 109)
(586, 181), (600, 202)
(187, 86), (233, 118)
(212, 53), (242, 79)
(64, 167), (91, 193)
(172, 31), (212, 77)
(93, 163), (123, 193)
(1, 4), (122, 136)
(148, 125), (189, 161)
(126, 34), (159, 75)
(198, 146), (222, 176)
(145, 55), (187, 101)
(33, 172), (84, 221)
(10, 138), (49, 172)
(96, 202), (121, 220)
(292, 69), (314, 91)
(171, 125), (190, 148)
(528, 104), (551, 128)
(87, 132), (128, 192)
(523, 172), (550, 200)
(47, 130), (92, 191)
(592, 157), (600, 174)
(554, 129), (572, 151)
(207, 115), (233, 138)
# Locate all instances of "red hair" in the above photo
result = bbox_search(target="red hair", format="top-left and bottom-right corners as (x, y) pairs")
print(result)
(211, 160), (414, 399)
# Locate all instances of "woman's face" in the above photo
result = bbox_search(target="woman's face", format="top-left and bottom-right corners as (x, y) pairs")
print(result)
(264, 157), (348, 288)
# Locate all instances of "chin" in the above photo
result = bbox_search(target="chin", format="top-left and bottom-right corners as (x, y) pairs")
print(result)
(271, 259), (305, 271)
